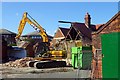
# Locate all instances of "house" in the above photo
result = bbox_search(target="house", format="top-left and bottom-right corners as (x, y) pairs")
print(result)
(52, 13), (98, 49)
(53, 27), (69, 40)
(19, 31), (53, 57)
(0, 29), (17, 62)
(65, 13), (103, 60)
(92, 11), (120, 52)
(65, 13), (104, 46)
(51, 27), (70, 50)
(0, 29), (16, 45)
(66, 22), (92, 46)
(51, 13), (103, 65)
(91, 11), (120, 78)
(21, 31), (53, 43)
(0, 36), (8, 63)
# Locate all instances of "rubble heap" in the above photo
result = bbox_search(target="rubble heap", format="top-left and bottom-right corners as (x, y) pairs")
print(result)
(3, 57), (34, 68)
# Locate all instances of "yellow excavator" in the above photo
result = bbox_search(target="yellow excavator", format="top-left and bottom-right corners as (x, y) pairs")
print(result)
(15, 12), (48, 42)
(15, 12), (66, 68)
(15, 12), (50, 57)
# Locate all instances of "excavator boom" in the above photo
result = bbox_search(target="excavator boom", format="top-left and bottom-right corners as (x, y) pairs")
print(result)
(15, 12), (48, 42)
(15, 12), (67, 69)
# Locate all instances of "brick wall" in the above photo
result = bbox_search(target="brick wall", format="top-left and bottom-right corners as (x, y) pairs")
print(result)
(54, 29), (64, 38)
(91, 12), (120, 79)
(92, 13), (120, 49)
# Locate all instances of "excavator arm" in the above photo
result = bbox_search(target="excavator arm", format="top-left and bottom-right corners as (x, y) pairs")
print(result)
(15, 12), (48, 42)
(15, 12), (66, 59)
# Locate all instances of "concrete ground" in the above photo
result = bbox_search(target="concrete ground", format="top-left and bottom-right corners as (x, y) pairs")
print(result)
(0, 64), (91, 79)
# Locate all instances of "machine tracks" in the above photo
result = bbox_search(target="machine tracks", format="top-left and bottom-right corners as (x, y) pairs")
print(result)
(27, 60), (66, 69)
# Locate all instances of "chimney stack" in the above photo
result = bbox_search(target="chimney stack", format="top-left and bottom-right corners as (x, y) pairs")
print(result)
(84, 12), (91, 28)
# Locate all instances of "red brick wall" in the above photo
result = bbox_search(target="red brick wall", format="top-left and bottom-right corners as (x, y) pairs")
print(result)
(92, 14), (120, 49)
(51, 29), (65, 45)
(54, 29), (64, 38)
(82, 37), (92, 46)
(91, 13), (120, 79)
(101, 15), (120, 34)
(91, 59), (102, 79)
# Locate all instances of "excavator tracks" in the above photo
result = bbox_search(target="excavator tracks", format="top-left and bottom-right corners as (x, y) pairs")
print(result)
(27, 60), (66, 69)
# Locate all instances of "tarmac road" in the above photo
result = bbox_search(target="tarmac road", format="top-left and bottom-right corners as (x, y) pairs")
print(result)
(2, 70), (91, 78)
(0, 65), (91, 79)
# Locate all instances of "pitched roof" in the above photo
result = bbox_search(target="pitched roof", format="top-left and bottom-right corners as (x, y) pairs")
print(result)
(93, 11), (120, 34)
(59, 27), (70, 37)
(22, 31), (40, 36)
(84, 24), (104, 31)
(22, 31), (53, 38)
(0, 29), (16, 35)
(60, 23), (103, 40)
(95, 24), (104, 30)
(72, 23), (92, 39)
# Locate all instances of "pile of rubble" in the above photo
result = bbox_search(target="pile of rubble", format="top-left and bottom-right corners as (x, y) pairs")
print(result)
(3, 57), (34, 68)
